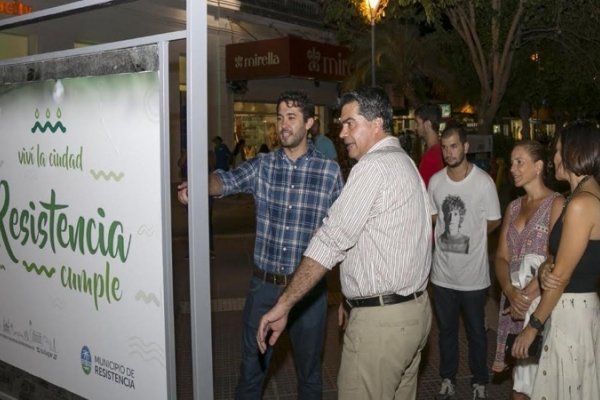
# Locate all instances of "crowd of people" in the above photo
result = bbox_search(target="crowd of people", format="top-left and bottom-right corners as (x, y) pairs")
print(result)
(178, 88), (600, 400)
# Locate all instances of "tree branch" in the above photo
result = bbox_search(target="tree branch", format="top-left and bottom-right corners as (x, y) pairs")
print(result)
(498, 0), (524, 80)
(491, 0), (500, 79)
(448, 3), (490, 101)
(465, 2), (490, 86)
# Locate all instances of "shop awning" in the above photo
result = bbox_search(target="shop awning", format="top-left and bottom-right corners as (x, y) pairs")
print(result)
(226, 36), (351, 82)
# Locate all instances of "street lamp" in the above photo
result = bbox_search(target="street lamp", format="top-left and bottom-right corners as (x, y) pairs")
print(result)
(363, 0), (388, 86)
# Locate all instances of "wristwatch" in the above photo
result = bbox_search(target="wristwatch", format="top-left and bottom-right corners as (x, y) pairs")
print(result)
(528, 315), (545, 332)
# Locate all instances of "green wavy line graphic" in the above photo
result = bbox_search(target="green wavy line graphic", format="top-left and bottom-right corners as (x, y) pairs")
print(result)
(31, 121), (66, 133)
(22, 261), (56, 278)
(90, 170), (125, 181)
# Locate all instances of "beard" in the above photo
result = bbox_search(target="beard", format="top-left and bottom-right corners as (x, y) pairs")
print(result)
(444, 153), (466, 169)
(279, 129), (305, 149)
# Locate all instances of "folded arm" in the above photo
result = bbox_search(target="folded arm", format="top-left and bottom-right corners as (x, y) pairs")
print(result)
(513, 196), (594, 358)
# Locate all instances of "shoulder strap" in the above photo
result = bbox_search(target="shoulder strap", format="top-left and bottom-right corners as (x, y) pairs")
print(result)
(539, 192), (560, 212)
(536, 192), (560, 225)
(509, 197), (522, 223)
(579, 190), (600, 203)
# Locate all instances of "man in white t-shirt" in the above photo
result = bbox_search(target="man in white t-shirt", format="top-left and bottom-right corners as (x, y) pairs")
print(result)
(428, 124), (501, 400)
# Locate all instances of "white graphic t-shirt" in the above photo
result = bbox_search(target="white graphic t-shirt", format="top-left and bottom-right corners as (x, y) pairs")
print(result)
(428, 165), (501, 290)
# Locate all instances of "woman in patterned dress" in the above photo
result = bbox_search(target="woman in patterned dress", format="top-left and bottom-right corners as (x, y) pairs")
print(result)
(492, 141), (564, 399)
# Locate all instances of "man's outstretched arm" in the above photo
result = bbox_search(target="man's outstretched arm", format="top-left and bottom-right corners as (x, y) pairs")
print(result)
(177, 174), (224, 205)
(256, 257), (328, 353)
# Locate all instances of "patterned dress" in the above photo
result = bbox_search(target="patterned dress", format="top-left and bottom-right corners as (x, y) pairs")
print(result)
(492, 192), (560, 372)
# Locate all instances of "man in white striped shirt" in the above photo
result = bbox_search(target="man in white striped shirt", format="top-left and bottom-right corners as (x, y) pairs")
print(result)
(257, 87), (433, 400)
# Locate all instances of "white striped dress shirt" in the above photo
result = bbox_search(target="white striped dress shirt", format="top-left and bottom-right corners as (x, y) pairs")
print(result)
(304, 136), (432, 299)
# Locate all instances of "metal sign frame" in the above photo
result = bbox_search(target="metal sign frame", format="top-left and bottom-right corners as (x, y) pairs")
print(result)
(0, 1), (211, 398)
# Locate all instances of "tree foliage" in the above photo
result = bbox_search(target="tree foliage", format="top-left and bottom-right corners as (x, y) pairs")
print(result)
(323, 0), (600, 135)
(342, 22), (454, 107)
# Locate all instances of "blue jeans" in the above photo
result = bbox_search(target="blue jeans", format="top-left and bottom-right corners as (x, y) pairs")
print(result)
(235, 276), (327, 400)
(432, 284), (489, 385)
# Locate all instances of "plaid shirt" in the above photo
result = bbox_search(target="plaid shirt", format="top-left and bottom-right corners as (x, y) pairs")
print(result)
(215, 145), (344, 275)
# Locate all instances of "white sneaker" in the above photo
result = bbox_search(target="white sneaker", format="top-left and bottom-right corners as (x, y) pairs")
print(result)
(436, 378), (455, 400)
(472, 383), (487, 399)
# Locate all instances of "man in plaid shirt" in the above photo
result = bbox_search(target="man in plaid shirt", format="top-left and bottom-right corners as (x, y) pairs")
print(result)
(178, 91), (343, 399)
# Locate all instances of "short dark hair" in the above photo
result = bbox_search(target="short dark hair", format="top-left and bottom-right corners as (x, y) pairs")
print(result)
(338, 87), (393, 133)
(277, 91), (315, 122)
(415, 103), (442, 132)
(441, 121), (467, 144)
(557, 120), (600, 181)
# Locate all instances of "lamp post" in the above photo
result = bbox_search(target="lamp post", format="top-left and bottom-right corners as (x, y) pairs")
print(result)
(364, 0), (388, 86)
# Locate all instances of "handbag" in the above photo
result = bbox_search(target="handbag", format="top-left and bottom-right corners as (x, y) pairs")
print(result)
(505, 333), (543, 361)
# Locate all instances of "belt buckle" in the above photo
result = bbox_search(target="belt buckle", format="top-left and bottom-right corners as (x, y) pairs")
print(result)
(344, 298), (354, 311)
(272, 272), (287, 286)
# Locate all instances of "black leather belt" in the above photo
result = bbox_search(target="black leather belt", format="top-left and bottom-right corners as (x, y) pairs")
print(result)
(345, 291), (424, 309)
(253, 267), (292, 286)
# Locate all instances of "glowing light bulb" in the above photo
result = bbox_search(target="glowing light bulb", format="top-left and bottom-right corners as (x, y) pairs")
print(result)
(368, 0), (381, 10)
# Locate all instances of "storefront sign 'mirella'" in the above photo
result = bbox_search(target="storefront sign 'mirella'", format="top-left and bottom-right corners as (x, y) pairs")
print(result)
(0, 0), (32, 15)
(226, 36), (351, 82)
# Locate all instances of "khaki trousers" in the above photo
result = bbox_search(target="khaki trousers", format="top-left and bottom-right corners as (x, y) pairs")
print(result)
(337, 292), (432, 400)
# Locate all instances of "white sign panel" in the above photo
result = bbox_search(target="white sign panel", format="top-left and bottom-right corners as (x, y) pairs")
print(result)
(0, 72), (168, 400)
